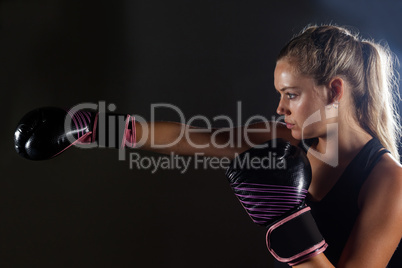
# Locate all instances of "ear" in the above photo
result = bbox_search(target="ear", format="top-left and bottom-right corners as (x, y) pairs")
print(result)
(328, 77), (344, 103)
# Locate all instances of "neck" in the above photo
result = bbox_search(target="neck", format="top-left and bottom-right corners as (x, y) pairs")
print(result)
(314, 118), (372, 167)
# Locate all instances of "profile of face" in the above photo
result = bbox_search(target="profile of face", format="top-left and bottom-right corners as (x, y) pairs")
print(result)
(274, 59), (334, 140)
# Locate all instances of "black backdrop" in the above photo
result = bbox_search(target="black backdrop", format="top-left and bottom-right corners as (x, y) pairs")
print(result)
(1, 1), (401, 267)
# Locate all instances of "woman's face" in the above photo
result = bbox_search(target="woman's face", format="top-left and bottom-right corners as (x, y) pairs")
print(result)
(274, 59), (331, 140)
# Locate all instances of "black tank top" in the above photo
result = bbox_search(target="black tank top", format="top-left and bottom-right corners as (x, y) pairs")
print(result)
(274, 138), (402, 267)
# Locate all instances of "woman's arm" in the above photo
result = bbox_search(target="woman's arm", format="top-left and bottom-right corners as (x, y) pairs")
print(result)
(134, 120), (296, 158)
(13, 106), (296, 160)
(294, 153), (402, 268)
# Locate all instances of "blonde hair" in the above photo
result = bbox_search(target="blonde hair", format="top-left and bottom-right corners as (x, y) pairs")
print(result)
(278, 25), (401, 160)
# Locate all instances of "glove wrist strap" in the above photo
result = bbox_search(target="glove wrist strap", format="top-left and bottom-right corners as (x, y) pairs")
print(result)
(67, 110), (136, 149)
(95, 113), (136, 149)
(266, 206), (327, 266)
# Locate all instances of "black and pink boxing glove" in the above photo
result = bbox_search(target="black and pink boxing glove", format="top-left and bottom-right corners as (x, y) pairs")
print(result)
(14, 106), (136, 160)
(225, 139), (327, 266)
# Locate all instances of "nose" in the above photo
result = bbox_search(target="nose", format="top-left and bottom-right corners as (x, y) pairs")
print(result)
(276, 98), (290, 115)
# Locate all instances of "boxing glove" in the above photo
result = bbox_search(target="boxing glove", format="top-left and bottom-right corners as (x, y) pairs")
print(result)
(225, 139), (327, 266)
(14, 106), (136, 160)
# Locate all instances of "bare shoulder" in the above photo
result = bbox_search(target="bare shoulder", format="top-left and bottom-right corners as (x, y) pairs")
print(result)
(371, 152), (402, 178)
(359, 152), (402, 209)
(339, 153), (402, 268)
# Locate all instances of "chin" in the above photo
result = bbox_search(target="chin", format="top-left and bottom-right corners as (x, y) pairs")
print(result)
(291, 130), (303, 141)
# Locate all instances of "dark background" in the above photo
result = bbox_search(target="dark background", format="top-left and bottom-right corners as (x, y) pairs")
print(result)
(1, 1), (401, 267)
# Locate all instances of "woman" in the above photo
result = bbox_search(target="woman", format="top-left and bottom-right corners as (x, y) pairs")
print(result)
(15, 25), (402, 267)
(269, 25), (402, 267)
(133, 26), (402, 266)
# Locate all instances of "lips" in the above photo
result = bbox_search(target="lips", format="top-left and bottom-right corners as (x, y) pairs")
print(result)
(285, 121), (295, 129)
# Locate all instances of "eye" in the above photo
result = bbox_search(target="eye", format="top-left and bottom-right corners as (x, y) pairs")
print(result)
(286, 93), (297, 99)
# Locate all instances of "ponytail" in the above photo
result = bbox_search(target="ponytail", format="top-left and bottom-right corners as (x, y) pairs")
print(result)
(359, 41), (401, 160)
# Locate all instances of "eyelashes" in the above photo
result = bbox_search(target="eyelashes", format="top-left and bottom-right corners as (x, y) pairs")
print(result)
(286, 93), (297, 99)
(278, 93), (298, 100)
(276, 90), (299, 101)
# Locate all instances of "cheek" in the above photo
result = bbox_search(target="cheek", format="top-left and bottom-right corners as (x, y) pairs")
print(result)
(291, 99), (326, 131)
(290, 100), (311, 123)
(300, 105), (330, 136)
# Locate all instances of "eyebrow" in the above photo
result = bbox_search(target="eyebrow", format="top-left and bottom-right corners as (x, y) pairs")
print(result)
(277, 87), (295, 93)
